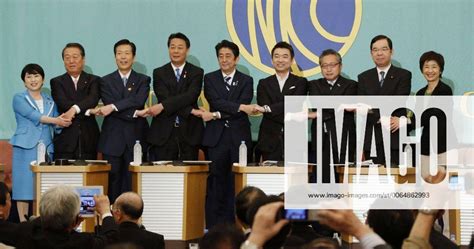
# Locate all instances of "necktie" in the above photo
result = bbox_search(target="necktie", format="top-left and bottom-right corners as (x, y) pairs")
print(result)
(122, 77), (128, 87)
(379, 71), (385, 87)
(175, 68), (181, 81)
(224, 76), (231, 91)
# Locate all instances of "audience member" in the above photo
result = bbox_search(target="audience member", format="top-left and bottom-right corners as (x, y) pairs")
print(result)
(109, 192), (164, 249)
(315, 209), (391, 249)
(200, 223), (245, 249)
(235, 186), (267, 233)
(241, 202), (289, 249)
(0, 182), (16, 247)
(12, 185), (117, 249)
(301, 238), (341, 249)
(246, 195), (291, 249)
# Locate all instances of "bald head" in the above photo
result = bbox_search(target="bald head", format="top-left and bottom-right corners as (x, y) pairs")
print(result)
(114, 192), (144, 220)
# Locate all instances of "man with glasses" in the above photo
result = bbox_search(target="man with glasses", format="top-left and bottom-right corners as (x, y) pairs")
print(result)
(358, 35), (412, 166)
(308, 49), (357, 183)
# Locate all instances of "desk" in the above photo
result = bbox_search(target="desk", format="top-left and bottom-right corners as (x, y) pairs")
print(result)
(233, 165), (285, 196)
(31, 164), (111, 232)
(130, 165), (208, 240)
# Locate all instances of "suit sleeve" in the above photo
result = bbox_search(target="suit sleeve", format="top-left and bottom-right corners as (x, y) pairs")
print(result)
(204, 74), (253, 116)
(395, 70), (411, 95)
(258, 77), (307, 124)
(357, 74), (367, 95)
(90, 216), (119, 249)
(12, 94), (42, 126)
(346, 80), (358, 95)
(155, 68), (204, 118)
(112, 76), (151, 112)
(76, 76), (101, 112)
(101, 76), (151, 121)
(51, 78), (76, 112)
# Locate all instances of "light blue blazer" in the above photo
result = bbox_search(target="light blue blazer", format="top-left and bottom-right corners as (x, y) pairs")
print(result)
(10, 91), (60, 154)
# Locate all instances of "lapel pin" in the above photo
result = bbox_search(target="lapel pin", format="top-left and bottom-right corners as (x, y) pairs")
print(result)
(183, 72), (187, 79)
(128, 87), (132, 91)
(337, 83), (341, 87)
(390, 75), (394, 79)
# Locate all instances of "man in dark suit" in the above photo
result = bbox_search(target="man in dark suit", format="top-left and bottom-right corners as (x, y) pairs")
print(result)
(97, 39), (151, 202)
(144, 33), (204, 160)
(109, 192), (165, 249)
(309, 49), (357, 183)
(256, 41), (308, 161)
(10, 185), (118, 249)
(51, 43), (101, 160)
(200, 40), (258, 228)
(358, 35), (411, 166)
(0, 182), (16, 247)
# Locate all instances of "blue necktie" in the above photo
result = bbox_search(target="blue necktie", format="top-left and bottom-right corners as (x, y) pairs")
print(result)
(175, 68), (181, 81)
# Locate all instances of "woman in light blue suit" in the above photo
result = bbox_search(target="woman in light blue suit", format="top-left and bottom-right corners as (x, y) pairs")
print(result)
(10, 64), (71, 221)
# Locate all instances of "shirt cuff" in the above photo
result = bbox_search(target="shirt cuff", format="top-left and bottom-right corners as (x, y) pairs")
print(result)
(359, 232), (387, 249)
(133, 110), (138, 118)
(85, 109), (91, 116)
(263, 105), (271, 113)
(73, 105), (81, 114)
(216, 111), (221, 119)
(111, 104), (118, 112)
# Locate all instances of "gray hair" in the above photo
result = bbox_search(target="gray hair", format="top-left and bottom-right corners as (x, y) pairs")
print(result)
(319, 49), (342, 65)
(39, 185), (80, 230)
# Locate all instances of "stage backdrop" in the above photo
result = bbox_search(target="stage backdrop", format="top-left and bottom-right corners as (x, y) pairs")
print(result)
(1, 0), (472, 140)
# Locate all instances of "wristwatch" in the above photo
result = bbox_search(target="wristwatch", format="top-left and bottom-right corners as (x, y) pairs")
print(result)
(241, 240), (261, 249)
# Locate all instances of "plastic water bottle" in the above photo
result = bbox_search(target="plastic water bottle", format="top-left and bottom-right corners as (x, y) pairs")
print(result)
(239, 141), (247, 166)
(133, 140), (142, 165)
(37, 140), (46, 164)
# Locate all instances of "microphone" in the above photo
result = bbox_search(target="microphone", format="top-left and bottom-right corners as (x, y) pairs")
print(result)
(73, 123), (87, 166)
(140, 144), (154, 166)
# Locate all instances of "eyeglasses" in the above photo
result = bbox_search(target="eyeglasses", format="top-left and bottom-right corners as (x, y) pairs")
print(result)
(321, 63), (340, 69)
(371, 47), (391, 53)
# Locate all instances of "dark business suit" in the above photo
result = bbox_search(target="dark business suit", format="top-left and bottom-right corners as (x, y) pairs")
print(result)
(11, 216), (118, 249)
(0, 220), (18, 246)
(416, 81), (453, 156)
(115, 221), (165, 249)
(202, 70), (253, 228)
(148, 62), (204, 160)
(257, 74), (308, 161)
(308, 76), (357, 182)
(358, 65), (411, 165)
(98, 70), (150, 202)
(51, 71), (101, 160)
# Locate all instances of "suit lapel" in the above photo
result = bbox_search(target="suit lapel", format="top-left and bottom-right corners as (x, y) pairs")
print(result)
(42, 93), (55, 116)
(62, 73), (76, 96)
(381, 66), (396, 93)
(282, 74), (296, 94)
(76, 71), (89, 92)
(228, 71), (243, 101)
(124, 70), (138, 96)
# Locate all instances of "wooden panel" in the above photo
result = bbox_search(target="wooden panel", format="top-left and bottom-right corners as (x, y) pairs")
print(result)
(131, 172), (142, 195)
(31, 165), (111, 173)
(129, 165), (208, 173)
(233, 165), (284, 174)
(141, 173), (184, 240)
(246, 173), (285, 195)
(182, 172), (207, 240)
(83, 172), (109, 195)
(234, 171), (246, 196)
